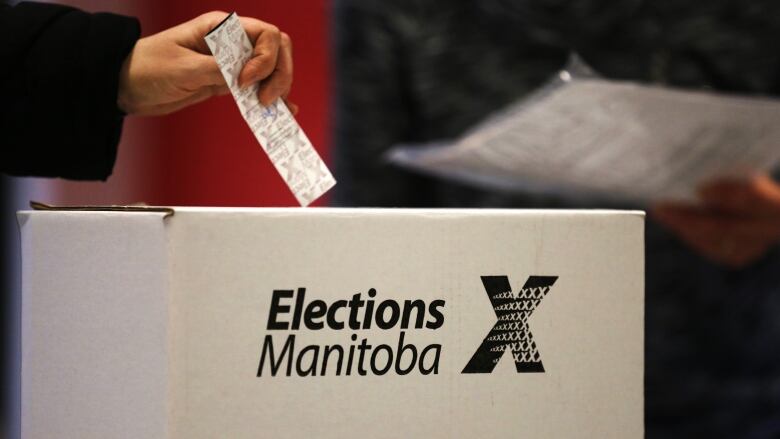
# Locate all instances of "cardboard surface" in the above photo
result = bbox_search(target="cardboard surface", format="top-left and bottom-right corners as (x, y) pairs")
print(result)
(19, 208), (644, 438)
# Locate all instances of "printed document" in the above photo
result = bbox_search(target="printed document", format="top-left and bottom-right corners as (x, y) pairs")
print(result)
(389, 78), (780, 203)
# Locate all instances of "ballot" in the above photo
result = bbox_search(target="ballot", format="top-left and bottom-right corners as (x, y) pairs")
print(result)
(389, 75), (780, 204)
(205, 12), (336, 207)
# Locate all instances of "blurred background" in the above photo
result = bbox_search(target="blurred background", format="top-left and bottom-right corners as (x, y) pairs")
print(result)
(1, 1), (332, 437)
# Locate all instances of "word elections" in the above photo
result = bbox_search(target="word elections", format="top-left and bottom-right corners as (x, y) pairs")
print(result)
(258, 288), (445, 377)
(267, 288), (445, 331)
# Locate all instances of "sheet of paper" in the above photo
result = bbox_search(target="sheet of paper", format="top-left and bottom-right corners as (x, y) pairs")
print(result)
(205, 12), (336, 207)
(389, 77), (780, 203)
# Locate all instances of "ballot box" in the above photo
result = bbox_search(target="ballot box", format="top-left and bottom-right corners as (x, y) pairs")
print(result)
(18, 207), (644, 438)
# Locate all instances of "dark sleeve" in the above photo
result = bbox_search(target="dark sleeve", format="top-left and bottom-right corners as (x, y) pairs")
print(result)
(0, 1), (140, 180)
(330, 0), (434, 207)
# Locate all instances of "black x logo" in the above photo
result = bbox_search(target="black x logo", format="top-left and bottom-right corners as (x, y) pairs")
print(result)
(462, 275), (557, 374)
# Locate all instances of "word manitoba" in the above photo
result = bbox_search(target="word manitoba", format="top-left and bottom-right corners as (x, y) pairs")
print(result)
(257, 288), (445, 377)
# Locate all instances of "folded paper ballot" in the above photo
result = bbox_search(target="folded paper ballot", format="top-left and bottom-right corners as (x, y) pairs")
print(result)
(389, 74), (780, 204)
(206, 12), (336, 207)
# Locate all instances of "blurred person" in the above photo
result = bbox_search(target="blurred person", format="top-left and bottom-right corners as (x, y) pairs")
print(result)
(0, 3), (294, 180)
(331, 0), (780, 437)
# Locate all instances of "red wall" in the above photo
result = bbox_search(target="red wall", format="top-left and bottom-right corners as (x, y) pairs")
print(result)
(53, 0), (332, 207)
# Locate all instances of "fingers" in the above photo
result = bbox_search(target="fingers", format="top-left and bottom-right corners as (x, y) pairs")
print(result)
(257, 32), (293, 106)
(664, 224), (769, 269)
(132, 11), (294, 115)
(155, 89), (213, 114)
(652, 204), (779, 268)
(238, 18), (283, 88)
(130, 84), (228, 116)
(176, 11), (231, 55)
(653, 175), (780, 268)
(175, 12), (295, 107)
(653, 204), (780, 238)
(698, 174), (780, 217)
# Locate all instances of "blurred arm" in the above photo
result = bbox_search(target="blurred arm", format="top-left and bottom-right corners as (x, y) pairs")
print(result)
(117, 12), (295, 116)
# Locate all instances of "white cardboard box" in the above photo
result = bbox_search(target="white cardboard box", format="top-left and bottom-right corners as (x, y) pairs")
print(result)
(18, 207), (644, 438)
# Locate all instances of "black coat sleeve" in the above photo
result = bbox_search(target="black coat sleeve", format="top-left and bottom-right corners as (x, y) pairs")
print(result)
(0, 1), (140, 180)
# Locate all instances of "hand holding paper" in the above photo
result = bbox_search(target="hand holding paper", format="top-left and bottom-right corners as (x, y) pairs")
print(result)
(653, 174), (780, 268)
(388, 76), (780, 204)
(118, 11), (293, 115)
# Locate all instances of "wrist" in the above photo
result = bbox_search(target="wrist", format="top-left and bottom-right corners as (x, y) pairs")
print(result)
(117, 39), (143, 114)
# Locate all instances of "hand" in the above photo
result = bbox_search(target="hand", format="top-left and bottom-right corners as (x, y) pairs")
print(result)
(117, 11), (296, 116)
(652, 174), (780, 269)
